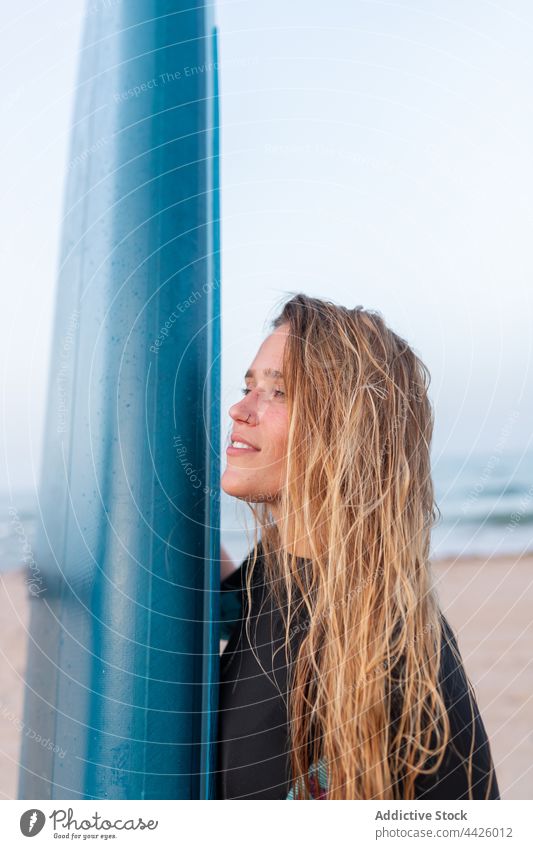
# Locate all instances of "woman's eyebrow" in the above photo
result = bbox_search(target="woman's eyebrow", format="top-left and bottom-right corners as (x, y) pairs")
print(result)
(244, 368), (284, 379)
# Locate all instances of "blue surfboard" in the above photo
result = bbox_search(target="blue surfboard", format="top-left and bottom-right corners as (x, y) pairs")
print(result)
(18, 0), (221, 800)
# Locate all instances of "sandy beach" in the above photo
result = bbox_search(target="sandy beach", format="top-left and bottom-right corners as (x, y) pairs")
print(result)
(0, 567), (30, 800)
(1, 553), (532, 800)
(431, 551), (533, 801)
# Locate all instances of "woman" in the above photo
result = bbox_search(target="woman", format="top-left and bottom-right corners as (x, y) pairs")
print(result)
(217, 293), (500, 801)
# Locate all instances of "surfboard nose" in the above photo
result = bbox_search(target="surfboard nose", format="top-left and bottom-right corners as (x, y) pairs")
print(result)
(18, 0), (221, 801)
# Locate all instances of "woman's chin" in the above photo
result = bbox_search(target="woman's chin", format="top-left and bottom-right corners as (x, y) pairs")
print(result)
(221, 480), (262, 503)
(221, 468), (280, 504)
(220, 470), (250, 499)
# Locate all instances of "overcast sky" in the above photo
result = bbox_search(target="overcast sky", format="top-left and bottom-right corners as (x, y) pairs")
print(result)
(1, 0), (532, 494)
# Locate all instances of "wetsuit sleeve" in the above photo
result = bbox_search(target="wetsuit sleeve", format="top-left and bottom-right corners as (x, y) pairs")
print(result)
(413, 615), (500, 800)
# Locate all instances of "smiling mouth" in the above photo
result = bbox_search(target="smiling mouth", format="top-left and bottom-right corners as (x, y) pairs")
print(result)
(227, 441), (260, 454)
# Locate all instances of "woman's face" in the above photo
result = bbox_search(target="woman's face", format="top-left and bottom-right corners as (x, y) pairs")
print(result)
(221, 323), (289, 507)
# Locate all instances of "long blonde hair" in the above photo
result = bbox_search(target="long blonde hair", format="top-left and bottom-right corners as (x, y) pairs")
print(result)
(242, 293), (493, 799)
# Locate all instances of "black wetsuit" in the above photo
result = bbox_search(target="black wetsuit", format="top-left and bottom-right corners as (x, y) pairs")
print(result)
(216, 542), (500, 800)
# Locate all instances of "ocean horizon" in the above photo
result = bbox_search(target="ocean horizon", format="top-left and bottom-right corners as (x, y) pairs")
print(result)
(1, 448), (532, 574)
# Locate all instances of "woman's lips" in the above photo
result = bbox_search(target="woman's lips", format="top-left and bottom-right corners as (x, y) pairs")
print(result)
(226, 445), (261, 455)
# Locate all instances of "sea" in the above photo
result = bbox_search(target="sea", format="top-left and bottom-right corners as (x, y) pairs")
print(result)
(1, 449), (531, 573)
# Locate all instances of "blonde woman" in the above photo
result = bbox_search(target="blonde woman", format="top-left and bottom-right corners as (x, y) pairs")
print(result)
(217, 293), (500, 801)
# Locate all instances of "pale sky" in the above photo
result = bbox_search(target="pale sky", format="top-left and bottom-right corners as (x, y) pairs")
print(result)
(1, 0), (532, 494)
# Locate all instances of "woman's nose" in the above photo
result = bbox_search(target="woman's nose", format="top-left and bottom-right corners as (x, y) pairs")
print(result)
(229, 397), (255, 424)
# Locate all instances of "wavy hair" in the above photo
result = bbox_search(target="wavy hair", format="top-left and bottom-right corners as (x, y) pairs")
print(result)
(240, 293), (493, 800)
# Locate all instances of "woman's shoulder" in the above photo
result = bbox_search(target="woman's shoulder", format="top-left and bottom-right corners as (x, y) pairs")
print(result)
(219, 541), (265, 641)
(437, 613), (489, 733)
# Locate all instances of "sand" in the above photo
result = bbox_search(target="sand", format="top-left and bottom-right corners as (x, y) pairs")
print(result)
(0, 567), (30, 800)
(1, 554), (532, 800)
(431, 552), (533, 801)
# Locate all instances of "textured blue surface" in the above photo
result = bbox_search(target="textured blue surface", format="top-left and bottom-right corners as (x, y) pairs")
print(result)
(18, 1), (220, 800)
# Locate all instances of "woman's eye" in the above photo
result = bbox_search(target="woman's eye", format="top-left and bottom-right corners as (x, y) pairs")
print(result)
(239, 387), (285, 398)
